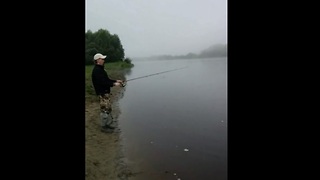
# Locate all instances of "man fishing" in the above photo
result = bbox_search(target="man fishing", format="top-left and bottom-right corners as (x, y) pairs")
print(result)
(91, 53), (124, 133)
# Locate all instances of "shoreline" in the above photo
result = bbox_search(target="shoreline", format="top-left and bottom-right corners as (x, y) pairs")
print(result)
(85, 80), (132, 180)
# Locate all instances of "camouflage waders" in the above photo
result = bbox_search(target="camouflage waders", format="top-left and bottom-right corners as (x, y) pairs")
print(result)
(99, 93), (114, 127)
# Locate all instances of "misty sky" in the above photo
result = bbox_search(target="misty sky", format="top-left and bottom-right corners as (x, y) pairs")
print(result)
(86, 0), (227, 58)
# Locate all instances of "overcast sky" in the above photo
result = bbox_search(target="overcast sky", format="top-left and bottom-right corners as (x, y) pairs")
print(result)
(86, 0), (227, 58)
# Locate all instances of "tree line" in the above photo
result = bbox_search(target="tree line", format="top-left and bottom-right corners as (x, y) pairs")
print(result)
(85, 29), (131, 65)
(139, 44), (227, 60)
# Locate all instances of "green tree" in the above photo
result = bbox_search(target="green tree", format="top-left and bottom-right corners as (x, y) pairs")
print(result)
(85, 29), (125, 65)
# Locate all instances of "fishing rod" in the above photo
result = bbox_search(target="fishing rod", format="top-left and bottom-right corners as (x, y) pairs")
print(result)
(121, 66), (188, 87)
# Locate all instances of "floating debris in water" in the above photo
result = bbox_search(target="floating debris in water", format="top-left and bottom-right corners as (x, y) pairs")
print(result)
(173, 173), (177, 176)
(150, 141), (153, 144)
(177, 178), (181, 180)
(184, 148), (189, 152)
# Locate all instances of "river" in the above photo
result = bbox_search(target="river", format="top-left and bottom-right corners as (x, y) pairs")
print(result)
(118, 57), (227, 180)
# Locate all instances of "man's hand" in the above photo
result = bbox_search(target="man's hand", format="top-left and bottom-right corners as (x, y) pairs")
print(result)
(116, 79), (126, 87)
(114, 82), (122, 86)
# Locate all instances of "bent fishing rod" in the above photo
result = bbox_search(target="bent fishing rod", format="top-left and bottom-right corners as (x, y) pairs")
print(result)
(121, 66), (188, 87)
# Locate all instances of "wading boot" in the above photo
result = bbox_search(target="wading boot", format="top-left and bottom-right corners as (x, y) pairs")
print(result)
(101, 126), (114, 133)
(104, 124), (115, 129)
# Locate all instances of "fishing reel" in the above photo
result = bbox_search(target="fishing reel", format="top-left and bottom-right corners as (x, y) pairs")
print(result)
(120, 81), (127, 87)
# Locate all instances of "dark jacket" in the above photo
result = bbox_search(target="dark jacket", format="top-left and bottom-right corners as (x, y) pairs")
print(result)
(91, 64), (116, 95)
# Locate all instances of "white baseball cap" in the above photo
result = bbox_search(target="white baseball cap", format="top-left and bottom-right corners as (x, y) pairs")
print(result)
(93, 53), (107, 60)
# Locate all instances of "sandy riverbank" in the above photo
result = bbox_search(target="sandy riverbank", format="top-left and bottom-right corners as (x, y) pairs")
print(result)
(85, 85), (134, 180)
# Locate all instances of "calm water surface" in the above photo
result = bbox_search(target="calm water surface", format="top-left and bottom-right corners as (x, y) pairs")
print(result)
(117, 57), (227, 180)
